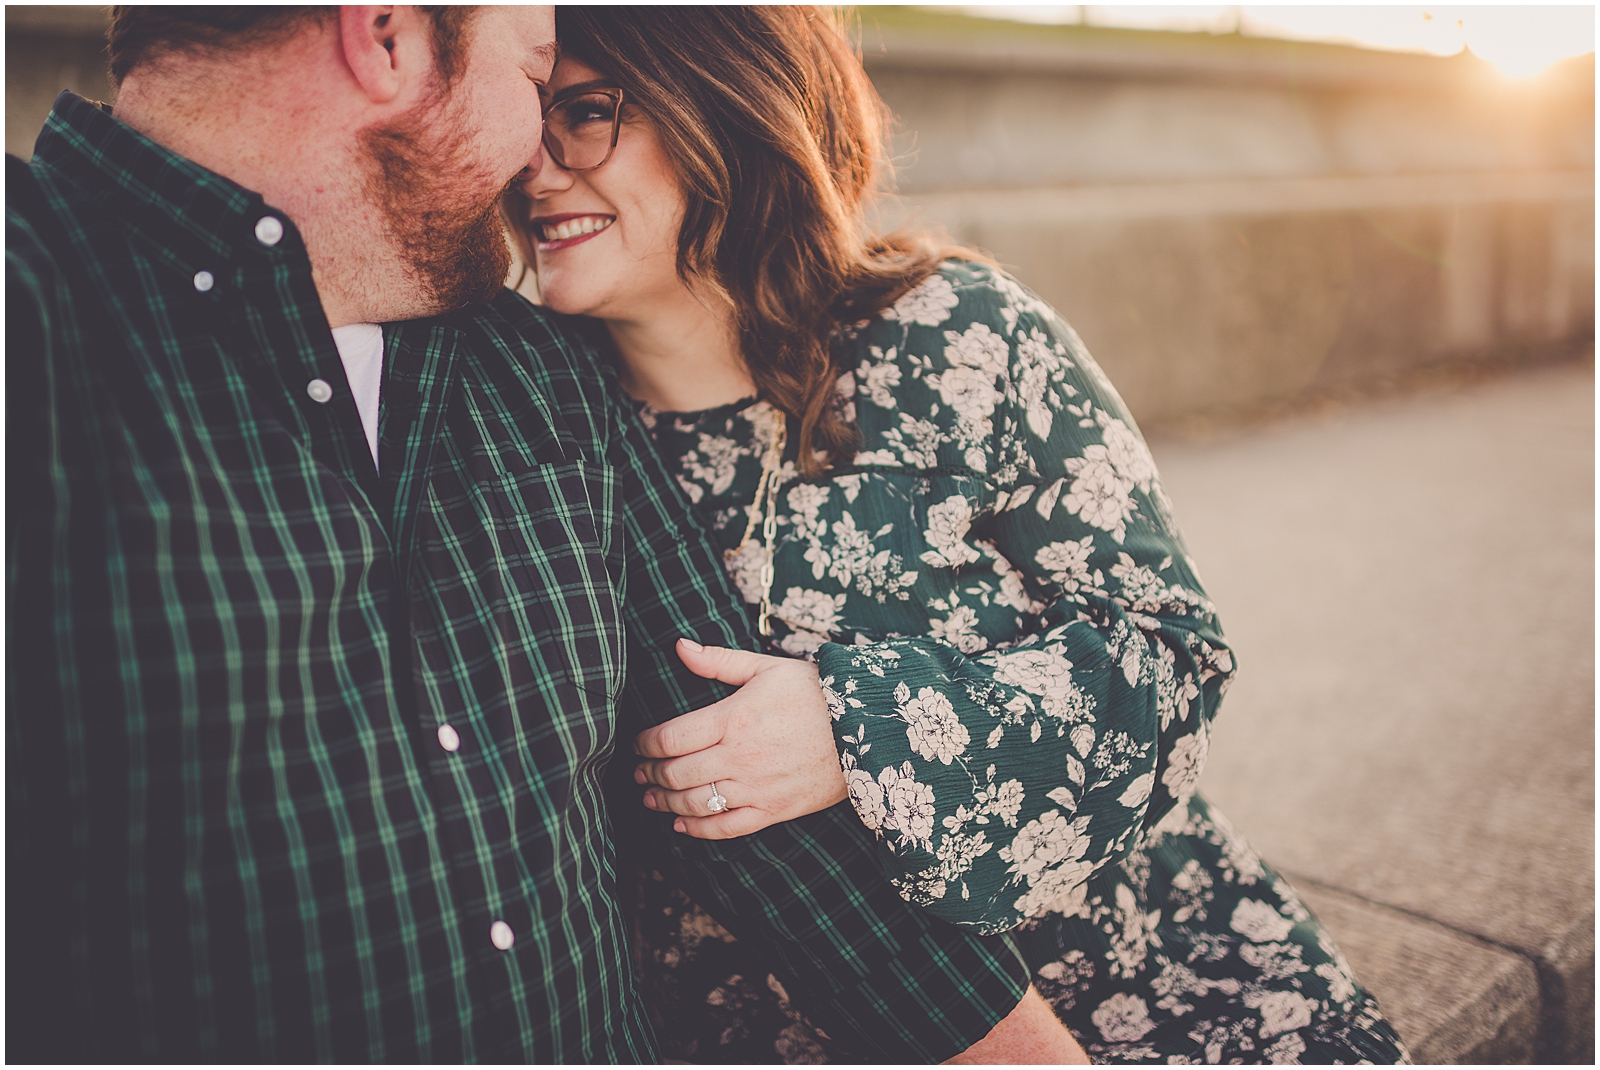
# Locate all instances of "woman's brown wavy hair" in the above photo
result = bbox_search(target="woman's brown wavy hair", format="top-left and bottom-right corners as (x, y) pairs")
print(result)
(504, 6), (970, 476)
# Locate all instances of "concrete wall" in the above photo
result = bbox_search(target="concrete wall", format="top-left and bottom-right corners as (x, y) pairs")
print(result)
(7, 7), (1594, 429)
(860, 10), (1594, 428)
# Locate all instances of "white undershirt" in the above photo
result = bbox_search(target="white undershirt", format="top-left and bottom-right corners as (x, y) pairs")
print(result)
(330, 322), (384, 469)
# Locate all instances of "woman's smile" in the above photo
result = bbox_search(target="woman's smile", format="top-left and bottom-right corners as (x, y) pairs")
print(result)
(515, 56), (691, 324)
(531, 211), (615, 250)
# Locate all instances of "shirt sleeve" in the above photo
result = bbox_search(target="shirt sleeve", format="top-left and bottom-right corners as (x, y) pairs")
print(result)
(496, 298), (1033, 1061)
(814, 271), (1237, 935)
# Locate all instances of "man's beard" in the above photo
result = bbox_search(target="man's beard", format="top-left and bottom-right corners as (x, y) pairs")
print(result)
(360, 87), (512, 315)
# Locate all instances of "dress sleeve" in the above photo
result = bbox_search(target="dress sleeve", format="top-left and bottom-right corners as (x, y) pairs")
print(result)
(814, 271), (1236, 935)
(550, 325), (1035, 1062)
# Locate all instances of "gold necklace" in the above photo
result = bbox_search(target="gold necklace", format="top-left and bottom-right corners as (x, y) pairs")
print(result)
(725, 412), (787, 636)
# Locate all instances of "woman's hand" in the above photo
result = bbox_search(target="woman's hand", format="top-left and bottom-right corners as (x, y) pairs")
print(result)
(632, 639), (847, 838)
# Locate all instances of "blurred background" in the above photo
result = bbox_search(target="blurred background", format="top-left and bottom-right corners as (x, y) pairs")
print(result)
(8, 5), (1593, 1064)
(857, 7), (1592, 428)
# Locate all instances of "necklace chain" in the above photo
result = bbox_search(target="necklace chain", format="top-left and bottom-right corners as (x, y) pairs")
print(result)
(726, 412), (787, 637)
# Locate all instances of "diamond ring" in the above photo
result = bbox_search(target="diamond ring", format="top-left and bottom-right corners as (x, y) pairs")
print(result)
(706, 782), (728, 813)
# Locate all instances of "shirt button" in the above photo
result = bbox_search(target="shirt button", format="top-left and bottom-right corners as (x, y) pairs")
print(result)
(306, 379), (333, 403)
(192, 270), (214, 292)
(489, 920), (515, 951)
(254, 215), (284, 246)
(437, 724), (461, 752)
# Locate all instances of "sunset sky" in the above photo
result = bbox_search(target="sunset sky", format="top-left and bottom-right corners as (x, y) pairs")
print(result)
(953, 5), (1596, 78)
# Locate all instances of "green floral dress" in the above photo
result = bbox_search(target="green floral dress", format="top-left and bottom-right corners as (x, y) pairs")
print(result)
(632, 261), (1408, 1064)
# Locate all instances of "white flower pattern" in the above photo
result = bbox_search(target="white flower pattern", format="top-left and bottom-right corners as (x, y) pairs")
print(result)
(919, 495), (981, 569)
(1093, 992), (1156, 1042)
(884, 271), (960, 326)
(1231, 898), (1297, 943)
(902, 687), (970, 765)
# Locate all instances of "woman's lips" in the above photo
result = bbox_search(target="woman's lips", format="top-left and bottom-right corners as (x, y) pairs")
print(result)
(532, 213), (615, 251)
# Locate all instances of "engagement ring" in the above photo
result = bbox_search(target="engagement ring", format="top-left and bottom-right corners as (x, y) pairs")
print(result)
(706, 782), (728, 813)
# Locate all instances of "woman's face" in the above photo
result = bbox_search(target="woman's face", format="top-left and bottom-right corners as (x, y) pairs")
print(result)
(516, 57), (688, 321)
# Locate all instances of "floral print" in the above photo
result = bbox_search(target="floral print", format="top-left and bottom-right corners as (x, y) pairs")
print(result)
(635, 262), (1407, 1063)
(654, 260), (1237, 933)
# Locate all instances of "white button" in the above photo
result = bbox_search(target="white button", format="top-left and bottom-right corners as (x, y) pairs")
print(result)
(306, 379), (333, 403)
(192, 270), (214, 293)
(254, 215), (284, 246)
(489, 920), (515, 951)
(437, 724), (461, 752)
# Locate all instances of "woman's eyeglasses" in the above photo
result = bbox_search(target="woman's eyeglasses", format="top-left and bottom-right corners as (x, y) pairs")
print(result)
(541, 86), (625, 172)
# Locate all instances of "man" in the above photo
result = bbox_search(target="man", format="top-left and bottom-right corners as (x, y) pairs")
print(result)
(8, 6), (1082, 1062)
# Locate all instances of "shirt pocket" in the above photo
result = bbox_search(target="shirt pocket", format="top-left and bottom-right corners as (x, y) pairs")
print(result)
(483, 458), (626, 703)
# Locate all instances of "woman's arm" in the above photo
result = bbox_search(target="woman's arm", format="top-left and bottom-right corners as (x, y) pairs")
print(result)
(820, 281), (1236, 933)
(636, 269), (1236, 934)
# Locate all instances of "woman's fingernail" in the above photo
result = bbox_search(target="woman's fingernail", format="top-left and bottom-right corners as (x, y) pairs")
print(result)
(679, 637), (704, 652)
(643, 793), (657, 810)
(674, 819), (686, 833)
(633, 766), (647, 784)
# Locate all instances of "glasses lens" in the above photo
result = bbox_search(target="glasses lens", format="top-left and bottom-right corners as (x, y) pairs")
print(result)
(545, 91), (620, 170)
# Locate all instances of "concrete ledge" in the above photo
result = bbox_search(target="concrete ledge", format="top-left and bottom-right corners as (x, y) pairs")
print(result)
(1534, 910), (1596, 1063)
(1289, 878), (1542, 1063)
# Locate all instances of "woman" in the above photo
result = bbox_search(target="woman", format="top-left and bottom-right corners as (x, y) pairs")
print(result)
(507, 7), (1409, 1064)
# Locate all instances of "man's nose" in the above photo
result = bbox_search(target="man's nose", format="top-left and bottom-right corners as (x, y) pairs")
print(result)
(524, 143), (546, 179)
(519, 141), (576, 198)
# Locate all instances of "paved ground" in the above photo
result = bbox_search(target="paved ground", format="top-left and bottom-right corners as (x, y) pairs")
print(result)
(1147, 360), (1595, 1063)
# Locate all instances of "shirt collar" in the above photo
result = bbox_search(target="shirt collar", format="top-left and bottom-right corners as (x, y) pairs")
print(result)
(31, 90), (304, 273)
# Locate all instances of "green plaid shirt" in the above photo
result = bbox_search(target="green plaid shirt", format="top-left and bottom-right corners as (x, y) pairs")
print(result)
(7, 92), (1031, 1063)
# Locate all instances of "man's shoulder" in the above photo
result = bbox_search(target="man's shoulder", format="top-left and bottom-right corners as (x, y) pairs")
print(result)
(6, 151), (103, 290)
(7, 155), (55, 264)
(457, 289), (617, 386)
(481, 289), (606, 353)
(7, 152), (44, 207)
(429, 290), (625, 448)
(7, 154), (71, 321)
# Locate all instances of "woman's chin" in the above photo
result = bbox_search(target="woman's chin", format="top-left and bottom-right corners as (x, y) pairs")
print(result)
(539, 296), (587, 317)
(531, 280), (601, 319)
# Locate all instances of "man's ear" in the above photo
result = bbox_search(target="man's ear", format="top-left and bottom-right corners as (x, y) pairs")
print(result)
(339, 6), (436, 105)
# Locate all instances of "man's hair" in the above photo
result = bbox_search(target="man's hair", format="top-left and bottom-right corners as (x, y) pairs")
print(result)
(107, 6), (478, 87)
(505, 7), (978, 477)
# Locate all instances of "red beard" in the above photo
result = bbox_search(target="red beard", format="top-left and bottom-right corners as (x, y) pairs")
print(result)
(360, 84), (513, 314)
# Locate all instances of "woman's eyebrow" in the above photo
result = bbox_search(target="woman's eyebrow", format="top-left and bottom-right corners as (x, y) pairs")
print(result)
(552, 79), (620, 96)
